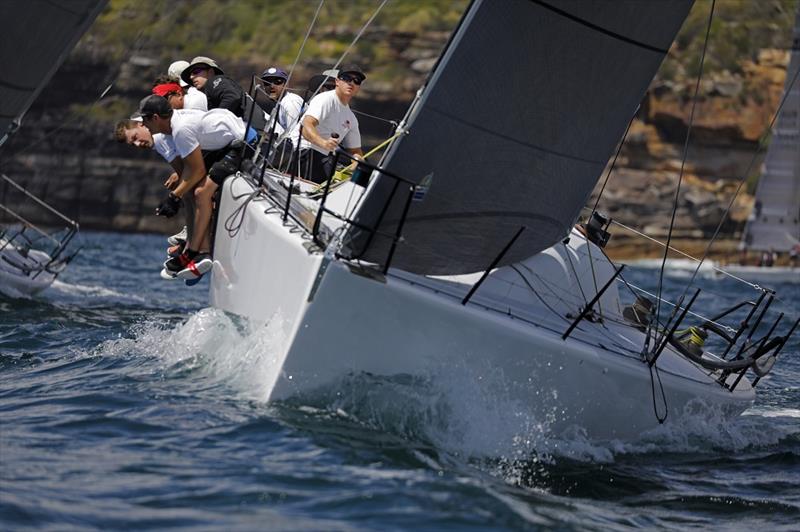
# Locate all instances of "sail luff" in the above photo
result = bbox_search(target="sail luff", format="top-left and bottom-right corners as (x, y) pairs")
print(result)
(344, 0), (694, 275)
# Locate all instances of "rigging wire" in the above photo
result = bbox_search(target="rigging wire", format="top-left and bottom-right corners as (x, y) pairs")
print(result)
(651, 0), (716, 349)
(671, 48), (800, 305)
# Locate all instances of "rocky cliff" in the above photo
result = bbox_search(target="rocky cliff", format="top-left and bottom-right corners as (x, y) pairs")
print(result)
(0, 0), (795, 256)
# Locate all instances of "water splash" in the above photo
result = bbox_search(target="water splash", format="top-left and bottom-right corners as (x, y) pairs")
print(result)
(96, 307), (288, 402)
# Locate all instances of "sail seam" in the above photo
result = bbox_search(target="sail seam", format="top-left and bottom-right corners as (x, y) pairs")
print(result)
(529, 0), (670, 54)
(428, 107), (604, 165)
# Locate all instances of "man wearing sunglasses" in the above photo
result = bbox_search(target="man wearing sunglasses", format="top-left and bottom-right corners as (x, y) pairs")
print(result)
(180, 56), (269, 133)
(289, 65), (366, 183)
(260, 66), (305, 133)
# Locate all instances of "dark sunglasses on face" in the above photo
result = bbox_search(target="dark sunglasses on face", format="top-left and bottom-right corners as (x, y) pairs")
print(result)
(264, 78), (285, 85)
(338, 74), (362, 85)
(189, 67), (207, 76)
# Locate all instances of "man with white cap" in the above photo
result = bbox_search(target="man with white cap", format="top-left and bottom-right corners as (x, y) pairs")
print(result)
(168, 60), (208, 111)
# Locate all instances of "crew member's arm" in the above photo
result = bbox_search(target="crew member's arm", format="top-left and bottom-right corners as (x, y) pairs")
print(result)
(164, 158), (184, 190)
(301, 115), (338, 153)
(172, 147), (207, 198)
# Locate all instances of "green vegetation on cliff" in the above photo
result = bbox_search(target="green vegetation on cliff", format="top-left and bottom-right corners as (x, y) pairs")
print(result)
(88, 0), (466, 80)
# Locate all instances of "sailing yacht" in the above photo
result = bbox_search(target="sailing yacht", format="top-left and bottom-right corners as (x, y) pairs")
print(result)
(0, 0), (106, 297)
(207, 0), (798, 441)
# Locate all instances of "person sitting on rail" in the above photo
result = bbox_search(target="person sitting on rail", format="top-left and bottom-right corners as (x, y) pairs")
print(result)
(168, 60), (208, 111)
(113, 117), (192, 256)
(260, 66), (305, 133)
(180, 56), (269, 133)
(287, 65), (366, 183)
(136, 95), (256, 280)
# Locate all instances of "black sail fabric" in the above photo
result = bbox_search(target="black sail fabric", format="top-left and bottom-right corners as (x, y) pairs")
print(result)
(741, 6), (800, 253)
(0, 0), (108, 147)
(344, 0), (693, 275)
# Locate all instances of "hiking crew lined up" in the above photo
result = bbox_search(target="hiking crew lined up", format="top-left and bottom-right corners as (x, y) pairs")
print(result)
(114, 57), (368, 284)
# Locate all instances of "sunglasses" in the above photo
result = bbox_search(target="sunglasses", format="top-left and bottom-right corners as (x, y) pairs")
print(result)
(338, 74), (362, 85)
(264, 77), (286, 85)
(189, 66), (208, 76)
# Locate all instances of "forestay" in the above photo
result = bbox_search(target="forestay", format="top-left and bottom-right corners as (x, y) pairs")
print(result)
(343, 0), (693, 275)
(741, 6), (800, 253)
(0, 0), (108, 147)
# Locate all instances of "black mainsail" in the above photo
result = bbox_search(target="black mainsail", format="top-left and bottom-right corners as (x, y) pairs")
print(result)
(345, 0), (693, 275)
(741, 6), (800, 253)
(0, 0), (107, 147)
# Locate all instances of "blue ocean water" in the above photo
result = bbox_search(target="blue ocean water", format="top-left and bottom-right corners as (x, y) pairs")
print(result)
(1, 231), (798, 530)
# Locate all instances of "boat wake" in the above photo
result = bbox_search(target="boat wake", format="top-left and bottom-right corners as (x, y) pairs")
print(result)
(47, 279), (146, 304)
(104, 309), (798, 466)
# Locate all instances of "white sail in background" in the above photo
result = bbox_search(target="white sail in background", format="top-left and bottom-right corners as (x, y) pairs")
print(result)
(741, 7), (800, 253)
(0, 0), (108, 146)
(344, 0), (693, 275)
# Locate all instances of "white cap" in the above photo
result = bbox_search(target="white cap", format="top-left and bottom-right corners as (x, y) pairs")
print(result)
(168, 60), (190, 87)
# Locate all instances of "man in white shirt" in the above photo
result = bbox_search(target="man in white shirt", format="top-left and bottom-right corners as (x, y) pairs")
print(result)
(289, 65), (366, 183)
(114, 118), (192, 252)
(260, 66), (304, 132)
(137, 95), (251, 280)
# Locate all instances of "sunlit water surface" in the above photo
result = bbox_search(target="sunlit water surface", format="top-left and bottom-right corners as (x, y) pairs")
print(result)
(1, 231), (798, 530)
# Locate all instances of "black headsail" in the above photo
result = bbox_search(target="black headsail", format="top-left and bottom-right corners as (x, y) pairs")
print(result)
(0, 0), (108, 147)
(343, 0), (694, 275)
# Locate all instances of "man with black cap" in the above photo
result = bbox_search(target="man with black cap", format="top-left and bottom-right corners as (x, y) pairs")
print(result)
(289, 65), (366, 183)
(181, 56), (269, 132)
(136, 94), (253, 281)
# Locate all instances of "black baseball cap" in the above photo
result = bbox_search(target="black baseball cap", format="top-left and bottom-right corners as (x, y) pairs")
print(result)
(133, 95), (172, 119)
(338, 65), (366, 82)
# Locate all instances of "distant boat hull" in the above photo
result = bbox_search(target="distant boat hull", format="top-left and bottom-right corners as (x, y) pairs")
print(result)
(210, 176), (755, 442)
(0, 240), (57, 297)
(627, 258), (799, 285)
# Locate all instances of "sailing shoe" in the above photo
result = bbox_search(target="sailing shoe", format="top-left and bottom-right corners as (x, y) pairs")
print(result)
(164, 250), (196, 274)
(176, 254), (213, 281)
(160, 267), (178, 280)
(167, 226), (187, 246)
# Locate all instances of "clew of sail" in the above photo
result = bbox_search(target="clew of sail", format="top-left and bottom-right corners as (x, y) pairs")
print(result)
(342, 0), (693, 275)
(0, 0), (108, 147)
(741, 7), (800, 253)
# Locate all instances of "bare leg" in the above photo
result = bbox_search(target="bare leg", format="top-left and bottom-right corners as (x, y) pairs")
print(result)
(182, 192), (195, 246)
(191, 176), (219, 254)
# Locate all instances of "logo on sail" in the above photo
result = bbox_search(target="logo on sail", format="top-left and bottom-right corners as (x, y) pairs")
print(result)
(413, 173), (433, 202)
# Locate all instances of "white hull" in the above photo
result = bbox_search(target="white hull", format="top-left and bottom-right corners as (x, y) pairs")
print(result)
(628, 258), (799, 285)
(210, 176), (755, 442)
(0, 241), (57, 297)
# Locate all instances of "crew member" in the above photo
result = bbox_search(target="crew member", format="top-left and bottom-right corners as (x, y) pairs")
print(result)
(289, 65), (366, 183)
(181, 56), (269, 132)
(136, 95), (254, 280)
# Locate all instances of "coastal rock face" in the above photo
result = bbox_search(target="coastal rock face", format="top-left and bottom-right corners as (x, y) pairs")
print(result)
(0, 6), (791, 249)
(591, 49), (789, 242)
